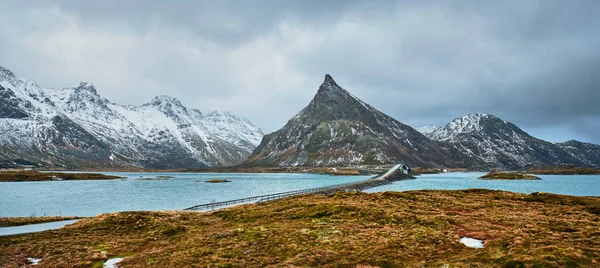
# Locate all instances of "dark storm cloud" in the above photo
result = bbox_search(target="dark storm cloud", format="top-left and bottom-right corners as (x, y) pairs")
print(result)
(0, 0), (598, 143)
(15, 0), (389, 47)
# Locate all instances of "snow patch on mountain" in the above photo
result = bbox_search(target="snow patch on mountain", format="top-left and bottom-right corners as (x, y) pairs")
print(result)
(201, 110), (264, 152)
(416, 125), (440, 137)
(0, 65), (264, 168)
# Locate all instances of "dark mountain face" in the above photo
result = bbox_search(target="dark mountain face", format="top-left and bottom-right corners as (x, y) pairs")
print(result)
(244, 75), (480, 167)
(428, 114), (599, 168)
(0, 85), (29, 119)
(556, 140), (600, 167)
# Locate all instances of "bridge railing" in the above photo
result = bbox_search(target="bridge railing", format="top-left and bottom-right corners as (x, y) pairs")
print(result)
(183, 164), (403, 211)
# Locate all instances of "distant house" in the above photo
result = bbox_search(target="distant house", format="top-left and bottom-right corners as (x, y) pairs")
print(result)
(399, 164), (411, 174)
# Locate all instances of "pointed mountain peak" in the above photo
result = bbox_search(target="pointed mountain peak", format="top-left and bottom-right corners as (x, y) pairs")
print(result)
(0, 65), (20, 84)
(324, 74), (336, 84)
(76, 82), (97, 95)
(430, 113), (515, 141)
(150, 95), (183, 107)
(206, 110), (231, 117)
(0, 65), (15, 77)
(320, 74), (340, 89)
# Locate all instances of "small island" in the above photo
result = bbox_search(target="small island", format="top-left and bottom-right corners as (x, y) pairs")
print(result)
(205, 179), (231, 183)
(479, 172), (541, 180)
(136, 175), (174, 180)
(0, 171), (123, 182)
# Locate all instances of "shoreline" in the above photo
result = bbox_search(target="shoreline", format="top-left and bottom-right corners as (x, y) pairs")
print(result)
(0, 171), (123, 182)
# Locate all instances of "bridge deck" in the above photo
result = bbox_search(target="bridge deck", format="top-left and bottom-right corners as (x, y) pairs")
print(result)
(184, 164), (406, 211)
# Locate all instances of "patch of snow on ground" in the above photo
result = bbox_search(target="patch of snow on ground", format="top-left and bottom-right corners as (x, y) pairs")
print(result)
(103, 258), (124, 268)
(27, 257), (42, 265)
(460, 237), (484, 248)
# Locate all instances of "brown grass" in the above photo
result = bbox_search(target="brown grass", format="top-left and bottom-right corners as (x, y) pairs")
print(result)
(0, 216), (83, 227)
(480, 172), (541, 180)
(0, 171), (122, 182)
(1, 190), (599, 267)
(526, 166), (600, 175)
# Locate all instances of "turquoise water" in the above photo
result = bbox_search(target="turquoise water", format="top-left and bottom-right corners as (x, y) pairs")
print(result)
(1, 172), (598, 217)
(366, 172), (600, 196)
(0, 219), (79, 237)
(0, 172), (370, 217)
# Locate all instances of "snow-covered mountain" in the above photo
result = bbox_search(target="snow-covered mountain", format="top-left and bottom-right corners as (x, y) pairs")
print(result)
(556, 140), (600, 167)
(201, 110), (264, 152)
(416, 125), (440, 137)
(428, 113), (599, 168)
(244, 74), (480, 167)
(0, 65), (263, 168)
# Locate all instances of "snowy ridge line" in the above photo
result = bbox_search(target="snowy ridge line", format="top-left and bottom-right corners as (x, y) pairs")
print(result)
(0, 65), (265, 168)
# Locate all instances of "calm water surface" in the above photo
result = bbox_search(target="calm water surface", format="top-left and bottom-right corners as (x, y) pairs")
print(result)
(367, 172), (600, 196)
(0, 172), (370, 217)
(1, 172), (598, 217)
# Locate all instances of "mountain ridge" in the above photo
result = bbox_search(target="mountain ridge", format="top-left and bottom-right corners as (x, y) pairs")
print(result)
(427, 113), (600, 168)
(244, 75), (481, 168)
(0, 65), (263, 169)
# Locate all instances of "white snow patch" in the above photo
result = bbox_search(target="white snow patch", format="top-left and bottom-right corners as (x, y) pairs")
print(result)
(103, 258), (124, 268)
(27, 258), (42, 265)
(460, 237), (484, 249)
(416, 125), (440, 135)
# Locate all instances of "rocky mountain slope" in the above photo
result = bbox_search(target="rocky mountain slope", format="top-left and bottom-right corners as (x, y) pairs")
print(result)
(556, 140), (600, 167)
(427, 113), (600, 168)
(0, 65), (263, 169)
(244, 75), (480, 168)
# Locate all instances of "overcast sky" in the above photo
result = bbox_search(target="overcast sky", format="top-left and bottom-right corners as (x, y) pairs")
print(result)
(1, 0), (599, 143)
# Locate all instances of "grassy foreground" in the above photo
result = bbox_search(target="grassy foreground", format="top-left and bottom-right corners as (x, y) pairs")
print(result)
(1, 190), (600, 267)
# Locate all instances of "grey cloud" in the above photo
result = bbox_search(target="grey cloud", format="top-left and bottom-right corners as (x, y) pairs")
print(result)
(0, 0), (598, 143)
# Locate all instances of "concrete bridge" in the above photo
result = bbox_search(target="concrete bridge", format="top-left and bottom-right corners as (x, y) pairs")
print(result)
(184, 164), (413, 211)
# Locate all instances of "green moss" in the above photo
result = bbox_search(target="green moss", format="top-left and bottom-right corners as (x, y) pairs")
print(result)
(161, 226), (187, 237)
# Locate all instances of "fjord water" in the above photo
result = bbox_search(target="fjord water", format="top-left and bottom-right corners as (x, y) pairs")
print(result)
(1, 172), (599, 217)
(366, 172), (600, 196)
(0, 172), (371, 217)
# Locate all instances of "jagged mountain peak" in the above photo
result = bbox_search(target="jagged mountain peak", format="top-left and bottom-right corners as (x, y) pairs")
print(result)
(323, 74), (337, 85)
(428, 113), (597, 168)
(0, 64), (265, 168)
(416, 125), (440, 136)
(431, 113), (507, 140)
(297, 75), (380, 126)
(150, 95), (184, 107)
(316, 74), (347, 96)
(0, 65), (16, 78)
(245, 75), (475, 168)
(75, 82), (98, 95)
(206, 110), (233, 117)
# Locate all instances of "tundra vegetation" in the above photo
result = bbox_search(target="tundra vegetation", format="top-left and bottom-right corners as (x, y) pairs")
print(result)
(525, 165), (600, 175)
(1, 189), (599, 267)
